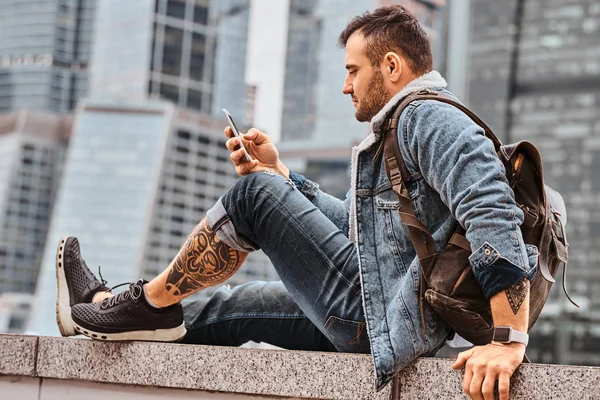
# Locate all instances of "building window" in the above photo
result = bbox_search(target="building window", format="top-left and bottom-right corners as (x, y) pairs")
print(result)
(162, 25), (184, 77)
(193, 0), (209, 25)
(177, 130), (191, 140)
(8, 316), (25, 331)
(150, 22), (158, 74)
(160, 82), (179, 103)
(187, 89), (203, 110)
(166, 0), (186, 19)
(189, 32), (206, 81)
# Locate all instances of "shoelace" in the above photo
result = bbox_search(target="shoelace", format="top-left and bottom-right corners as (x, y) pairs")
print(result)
(100, 280), (144, 309)
(97, 266), (108, 288)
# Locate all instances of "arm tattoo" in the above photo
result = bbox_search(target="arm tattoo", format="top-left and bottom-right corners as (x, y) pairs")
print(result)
(505, 277), (529, 315)
(165, 218), (241, 296)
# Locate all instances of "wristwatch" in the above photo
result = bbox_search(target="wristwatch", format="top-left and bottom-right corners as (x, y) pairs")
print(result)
(492, 326), (529, 346)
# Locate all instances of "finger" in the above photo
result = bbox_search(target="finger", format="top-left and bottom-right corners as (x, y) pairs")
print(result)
(481, 373), (496, 400)
(225, 138), (240, 152)
(224, 126), (234, 139)
(235, 160), (258, 176)
(468, 371), (485, 400)
(498, 372), (511, 400)
(462, 366), (473, 396)
(230, 148), (248, 164)
(243, 128), (269, 145)
(452, 348), (473, 370)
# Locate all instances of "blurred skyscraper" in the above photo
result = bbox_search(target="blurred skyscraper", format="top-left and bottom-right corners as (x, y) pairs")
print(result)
(211, 0), (251, 120)
(280, 0), (320, 142)
(0, 111), (71, 294)
(90, 0), (249, 120)
(0, 0), (94, 327)
(0, 0), (96, 113)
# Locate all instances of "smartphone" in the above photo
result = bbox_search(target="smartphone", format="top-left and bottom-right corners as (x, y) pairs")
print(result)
(222, 108), (253, 162)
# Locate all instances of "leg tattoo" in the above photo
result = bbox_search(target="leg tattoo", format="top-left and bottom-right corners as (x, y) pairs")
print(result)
(165, 218), (241, 296)
(505, 277), (529, 315)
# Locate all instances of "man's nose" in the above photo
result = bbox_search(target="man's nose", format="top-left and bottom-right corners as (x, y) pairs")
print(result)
(342, 81), (352, 95)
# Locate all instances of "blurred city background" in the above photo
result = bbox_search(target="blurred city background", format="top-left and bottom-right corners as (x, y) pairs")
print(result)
(0, 0), (598, 366)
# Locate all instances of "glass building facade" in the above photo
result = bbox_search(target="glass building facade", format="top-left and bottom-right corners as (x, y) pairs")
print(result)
(0, 111), (70, 295)
(280, 0), (320, 142)
(0, 0), (96, 113)
(210, 0), (251, 121)
(91, 0), (249, 119)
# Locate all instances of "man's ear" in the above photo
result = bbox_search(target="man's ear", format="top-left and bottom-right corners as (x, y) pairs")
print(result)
(383, 52), (403, 82)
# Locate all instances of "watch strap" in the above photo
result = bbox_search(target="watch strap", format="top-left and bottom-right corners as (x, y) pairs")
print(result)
(493, 326), (529, 346)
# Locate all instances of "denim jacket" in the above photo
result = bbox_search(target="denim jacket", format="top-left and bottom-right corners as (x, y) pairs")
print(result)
(290, 71), (537, 390)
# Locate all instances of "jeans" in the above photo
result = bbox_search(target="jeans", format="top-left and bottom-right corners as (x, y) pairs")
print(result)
(180, 172), (370, 354)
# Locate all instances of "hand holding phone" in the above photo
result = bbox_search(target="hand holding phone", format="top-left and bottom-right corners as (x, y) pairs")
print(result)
(222, 115), (289, 178)
(222, 108), (252, 162)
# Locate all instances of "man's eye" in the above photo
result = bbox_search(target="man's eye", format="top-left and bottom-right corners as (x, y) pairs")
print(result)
(349, 70), (357, 75)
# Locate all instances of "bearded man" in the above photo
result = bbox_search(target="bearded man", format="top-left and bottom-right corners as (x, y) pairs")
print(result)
(54, 6), (535, 400)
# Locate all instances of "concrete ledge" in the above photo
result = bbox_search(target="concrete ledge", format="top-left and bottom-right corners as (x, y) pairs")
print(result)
(0, 334), (38, 376)
(35, 336), (388, 399)
(1, 334), (600, 399)
(396, 358), (600, 399)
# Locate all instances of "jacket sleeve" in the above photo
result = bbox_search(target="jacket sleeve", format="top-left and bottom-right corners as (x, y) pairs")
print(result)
(289, 171), (350, 235)
(401, 100), (536, 299)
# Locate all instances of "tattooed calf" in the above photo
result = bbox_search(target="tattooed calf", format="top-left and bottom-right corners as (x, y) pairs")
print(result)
(165, 219), (240, 296)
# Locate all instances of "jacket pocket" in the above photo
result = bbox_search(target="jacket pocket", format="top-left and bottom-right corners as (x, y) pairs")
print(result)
(374, 181), (419, 209)
(323, 316), (370, 353)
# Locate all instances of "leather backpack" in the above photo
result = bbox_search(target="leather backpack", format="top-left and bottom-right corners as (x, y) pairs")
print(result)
(382, 90), (578, 345)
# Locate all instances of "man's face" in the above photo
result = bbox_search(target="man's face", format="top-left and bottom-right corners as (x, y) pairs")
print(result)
(342, 33), (391, 122)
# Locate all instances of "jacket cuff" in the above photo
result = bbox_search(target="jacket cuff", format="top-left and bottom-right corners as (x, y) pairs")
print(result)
(289, 171), (319, 201)
(469, 242), (538, 299)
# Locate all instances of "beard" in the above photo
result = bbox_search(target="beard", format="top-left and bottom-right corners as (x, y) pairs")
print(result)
(354, 69), (390, 122)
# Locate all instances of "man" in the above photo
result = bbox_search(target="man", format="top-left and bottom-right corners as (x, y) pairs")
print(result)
(54, 6), (536, 400)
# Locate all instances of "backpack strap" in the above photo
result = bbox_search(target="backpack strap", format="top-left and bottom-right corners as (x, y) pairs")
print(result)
(383, 126), (436, 262)
(382, 89), (502, 333)
(381, 89), (505, 259)
(385, 89), (504, 153)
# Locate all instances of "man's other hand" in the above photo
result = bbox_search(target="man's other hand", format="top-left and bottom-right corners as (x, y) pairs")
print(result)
(452, 342), (525, 400)
(224, 127), (289, 178)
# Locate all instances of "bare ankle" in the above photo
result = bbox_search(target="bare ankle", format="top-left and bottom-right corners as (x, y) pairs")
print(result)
(92, 291), (112, 303)
(144, 281), (174, 308)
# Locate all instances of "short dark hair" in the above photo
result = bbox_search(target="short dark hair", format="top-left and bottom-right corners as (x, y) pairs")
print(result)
(338, 5), (433, 76)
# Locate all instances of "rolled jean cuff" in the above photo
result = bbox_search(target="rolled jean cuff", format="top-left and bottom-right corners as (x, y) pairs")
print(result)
(206, 197), (259, 253)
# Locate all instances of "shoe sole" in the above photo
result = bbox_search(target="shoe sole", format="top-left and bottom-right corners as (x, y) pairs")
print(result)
(56, 236), (75, 336)
(71, 321), (187, 342)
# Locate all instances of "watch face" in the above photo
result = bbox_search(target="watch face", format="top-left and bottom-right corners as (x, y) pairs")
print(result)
(493, 327), (511, 342)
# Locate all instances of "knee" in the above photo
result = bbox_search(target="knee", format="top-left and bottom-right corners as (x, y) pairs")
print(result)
(234, 171), (288, 197)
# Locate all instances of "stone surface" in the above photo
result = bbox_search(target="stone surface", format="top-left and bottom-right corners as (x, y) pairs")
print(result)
(3, 334), (596, 399)
(396, 358), (600, 399)
(36, 336), (390, 400)
(0, 334), (38, 376)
